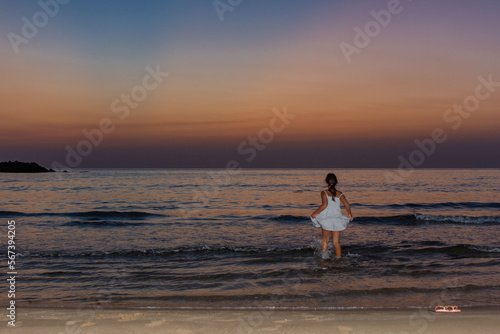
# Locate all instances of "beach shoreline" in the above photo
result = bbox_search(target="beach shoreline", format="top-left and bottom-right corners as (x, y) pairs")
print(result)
(5, 307), (500, 334)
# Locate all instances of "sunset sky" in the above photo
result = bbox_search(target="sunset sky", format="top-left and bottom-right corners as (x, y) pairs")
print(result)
(1, 0), (499, 168)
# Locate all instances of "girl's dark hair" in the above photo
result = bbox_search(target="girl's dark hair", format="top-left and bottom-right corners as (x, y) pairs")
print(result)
(325, 173), (338, 197)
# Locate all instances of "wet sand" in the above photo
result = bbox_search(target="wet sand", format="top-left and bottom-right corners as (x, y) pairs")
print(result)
(4, 307), (500, 334)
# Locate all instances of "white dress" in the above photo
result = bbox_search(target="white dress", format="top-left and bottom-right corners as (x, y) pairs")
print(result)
(311, 190), (350, 231)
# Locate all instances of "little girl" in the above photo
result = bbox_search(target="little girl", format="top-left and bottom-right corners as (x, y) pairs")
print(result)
(311, 173), (353, 258)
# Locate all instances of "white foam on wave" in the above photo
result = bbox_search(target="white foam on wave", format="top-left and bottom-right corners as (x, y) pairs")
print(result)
(470, 246), (500, 253)
(415, 213), (500, 224)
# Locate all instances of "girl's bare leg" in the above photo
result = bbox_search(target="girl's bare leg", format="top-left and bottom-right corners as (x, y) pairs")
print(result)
(332, 231), (342, 257)
(321, 229), (331, 252)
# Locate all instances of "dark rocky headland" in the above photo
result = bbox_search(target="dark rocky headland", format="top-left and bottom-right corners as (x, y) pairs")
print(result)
(0, 161), (54, 173)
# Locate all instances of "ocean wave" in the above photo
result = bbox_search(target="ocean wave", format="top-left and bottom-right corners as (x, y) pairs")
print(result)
(65, 211), (164, 219)
(14, 246), (315, 258)
(304, 284), (500, 297)
(265, 215), (305, 223)
(263, 213), (499, 225)
(469, 246), (500, 253)
(413, 214), (500, 224)
(62, 220), (151, 228)
(13, 243), (500, 259)
(400, 244), (500, 257)
(0, 210), (166, 219)
(352, 213), (500, 225)
(0, 210), (21, 217)
(354, 201), (500, 210)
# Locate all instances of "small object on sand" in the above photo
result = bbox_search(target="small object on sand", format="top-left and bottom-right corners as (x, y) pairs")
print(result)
(434, 305), (461, 313)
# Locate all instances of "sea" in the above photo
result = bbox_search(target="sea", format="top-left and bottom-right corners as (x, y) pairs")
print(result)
(1, 169), (499, 311)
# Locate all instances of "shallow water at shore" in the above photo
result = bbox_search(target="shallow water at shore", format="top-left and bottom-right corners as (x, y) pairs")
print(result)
(1, 169), (499, 310)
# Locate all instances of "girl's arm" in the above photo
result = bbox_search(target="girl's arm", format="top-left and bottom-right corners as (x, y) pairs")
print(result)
(339, 193), (354, 221)
(311, 191), (328, 218)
